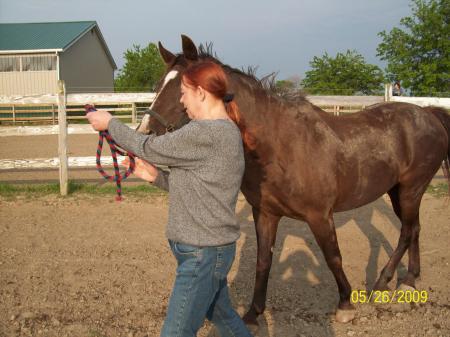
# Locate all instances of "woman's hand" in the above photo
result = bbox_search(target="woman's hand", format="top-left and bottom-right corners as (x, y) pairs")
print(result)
(122, 157), (159, 183)
(86, 109), (113, 131)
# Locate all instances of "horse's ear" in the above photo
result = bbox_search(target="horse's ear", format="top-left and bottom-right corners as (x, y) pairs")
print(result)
(181, 35), (198, 61)
(158, 41), (176, 65)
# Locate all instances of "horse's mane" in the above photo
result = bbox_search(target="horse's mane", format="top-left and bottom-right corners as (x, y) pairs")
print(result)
(196, 43), (308, 105)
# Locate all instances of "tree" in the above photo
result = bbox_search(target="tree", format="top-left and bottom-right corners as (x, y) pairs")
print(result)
(114, 43), (165, 92)
(275, 79), (296, 92)
(275, 75), (302, 92)
(377, 0), (450, 96)
(301, 50), (385, 95)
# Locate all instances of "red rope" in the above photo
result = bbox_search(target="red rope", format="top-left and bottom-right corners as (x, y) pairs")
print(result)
(85, 105), (136, 201)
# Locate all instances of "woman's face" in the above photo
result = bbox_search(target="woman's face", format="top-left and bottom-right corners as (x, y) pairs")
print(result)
(180, 81), (202, 120)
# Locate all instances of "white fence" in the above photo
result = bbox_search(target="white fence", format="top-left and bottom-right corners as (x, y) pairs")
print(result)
(0, 92), (156, 124)
(1, 83), (449, 195)
(0, 92), (156, 105)
(1, 91), (449, 126)
(390, 96), (450, 107)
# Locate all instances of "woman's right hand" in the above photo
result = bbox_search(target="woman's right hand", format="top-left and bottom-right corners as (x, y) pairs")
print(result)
(122, 157), (159, 182)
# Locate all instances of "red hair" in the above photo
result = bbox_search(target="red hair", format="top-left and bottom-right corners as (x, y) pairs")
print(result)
(182, 61), (255, 150)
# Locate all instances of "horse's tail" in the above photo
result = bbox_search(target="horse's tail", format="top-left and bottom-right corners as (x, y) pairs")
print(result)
(425, 106), (450, 194)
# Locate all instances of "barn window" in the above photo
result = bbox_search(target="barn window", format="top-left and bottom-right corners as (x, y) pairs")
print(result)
(0, 55), (56, 72)
(21, 55), (56, 71)
(0, 56), (20, 72)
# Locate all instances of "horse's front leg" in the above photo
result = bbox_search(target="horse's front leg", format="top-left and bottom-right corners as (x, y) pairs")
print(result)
(243, 207), (281, 326)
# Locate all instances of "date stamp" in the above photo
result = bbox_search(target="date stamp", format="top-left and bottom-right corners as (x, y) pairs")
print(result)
(350, 289), (428, 304)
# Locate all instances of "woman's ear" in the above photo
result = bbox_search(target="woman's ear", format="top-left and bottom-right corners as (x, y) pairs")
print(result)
(197, 86), (206, 101)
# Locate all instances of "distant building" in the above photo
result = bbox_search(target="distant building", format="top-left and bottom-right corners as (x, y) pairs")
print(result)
(0, 21), (117, 95)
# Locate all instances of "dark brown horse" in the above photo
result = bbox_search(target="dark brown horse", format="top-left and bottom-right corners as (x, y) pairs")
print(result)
(137, 35), (450, 324)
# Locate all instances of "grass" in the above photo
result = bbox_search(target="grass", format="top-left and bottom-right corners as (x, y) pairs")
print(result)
(1, 181), (447, 199)
(426, 183), (449, 198)
(0, 182), (60, 196)
(0, 181), (165, 199)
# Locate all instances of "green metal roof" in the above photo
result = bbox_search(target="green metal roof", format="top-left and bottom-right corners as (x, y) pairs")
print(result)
(0, 21), (97, 51)
(0, 21), (116, 68)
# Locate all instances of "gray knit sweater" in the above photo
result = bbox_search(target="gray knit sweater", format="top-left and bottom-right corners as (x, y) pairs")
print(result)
(108, 118), (245, 246)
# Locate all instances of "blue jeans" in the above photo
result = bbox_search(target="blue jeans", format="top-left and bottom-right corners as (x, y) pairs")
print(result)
(160, 240), (253, 337)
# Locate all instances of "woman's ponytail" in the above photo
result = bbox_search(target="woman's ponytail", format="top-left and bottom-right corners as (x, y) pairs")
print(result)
(225, 101), (256, 150)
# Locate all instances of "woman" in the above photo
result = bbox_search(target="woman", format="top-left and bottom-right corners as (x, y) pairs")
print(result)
(87, 61), (253, 337)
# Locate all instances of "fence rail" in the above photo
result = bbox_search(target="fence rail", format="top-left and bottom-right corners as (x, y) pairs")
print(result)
(0, 104), (150, 124)
(1, 91), (449, 126)
(0, 93), (156, 125)
(0, 94), (382, 125)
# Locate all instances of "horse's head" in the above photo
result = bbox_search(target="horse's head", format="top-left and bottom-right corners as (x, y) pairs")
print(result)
(136, 35), (202, 135)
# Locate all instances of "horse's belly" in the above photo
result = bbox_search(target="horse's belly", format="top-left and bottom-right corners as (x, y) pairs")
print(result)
(334, 163), (398, 211)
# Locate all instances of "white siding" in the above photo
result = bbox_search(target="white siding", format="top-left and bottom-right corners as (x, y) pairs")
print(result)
(0, 70), (58, 95)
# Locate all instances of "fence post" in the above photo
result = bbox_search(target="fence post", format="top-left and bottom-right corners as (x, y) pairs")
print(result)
(12, 105), (16, 125)
(131, 102), (136, 124)
(57, 80), (68, 196)
(385, 83), (392, 102)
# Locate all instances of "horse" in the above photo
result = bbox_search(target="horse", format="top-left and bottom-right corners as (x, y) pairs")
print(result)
(136, 35), (450, 324)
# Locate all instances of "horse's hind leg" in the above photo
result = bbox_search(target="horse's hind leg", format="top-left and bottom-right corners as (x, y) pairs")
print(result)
(243, 207), (281, 325)
(373, 184), (424, 291)
(307, 212), (355, 323)
(402, 216), (421, 289)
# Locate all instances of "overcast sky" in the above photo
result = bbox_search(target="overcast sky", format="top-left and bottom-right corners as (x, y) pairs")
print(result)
(0, 0), (413, 80)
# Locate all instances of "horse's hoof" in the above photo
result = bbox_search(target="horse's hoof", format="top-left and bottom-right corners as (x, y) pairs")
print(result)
(335, 308), (356, 323)
(397, 283), (416, 292)
(242, 312), (259, 326)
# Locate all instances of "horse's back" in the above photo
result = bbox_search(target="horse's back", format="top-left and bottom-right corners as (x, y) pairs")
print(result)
(328, 102), (435, 134)
(328, 102), (446, 154)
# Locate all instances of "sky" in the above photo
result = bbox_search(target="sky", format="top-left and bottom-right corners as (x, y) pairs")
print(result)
(0, 0), (413, 81)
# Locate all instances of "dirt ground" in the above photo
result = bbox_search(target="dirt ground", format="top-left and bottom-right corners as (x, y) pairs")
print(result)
(1, 134), (450, 337)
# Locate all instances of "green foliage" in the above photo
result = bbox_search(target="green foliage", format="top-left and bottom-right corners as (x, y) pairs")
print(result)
(377, 0), (450, 96)
(301, 50), (385, 95)
(114, 43), (165, 92)
(276, 80), (296, 91)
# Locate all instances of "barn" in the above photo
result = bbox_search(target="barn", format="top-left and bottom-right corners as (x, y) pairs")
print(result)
(0, 21), (117, 95)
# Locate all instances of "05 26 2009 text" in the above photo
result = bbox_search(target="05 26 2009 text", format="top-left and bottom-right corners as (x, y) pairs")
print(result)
(350, 290), (428, 304)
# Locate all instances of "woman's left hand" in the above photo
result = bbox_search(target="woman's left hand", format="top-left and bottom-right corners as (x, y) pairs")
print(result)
(86, 109), (113, 131)
(122, 157), (159, 182)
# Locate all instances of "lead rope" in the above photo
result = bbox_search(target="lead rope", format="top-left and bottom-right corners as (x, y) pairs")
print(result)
(85, 104), (136, 201)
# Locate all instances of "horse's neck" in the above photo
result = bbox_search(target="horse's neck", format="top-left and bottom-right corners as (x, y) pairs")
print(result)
(231, 75), (325, 129)
(230, 76), (272, 122)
